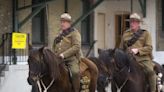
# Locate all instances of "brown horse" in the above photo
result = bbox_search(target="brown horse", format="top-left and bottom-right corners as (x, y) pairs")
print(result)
(27, 47), (98, 92)
(98, 48), (164, 92)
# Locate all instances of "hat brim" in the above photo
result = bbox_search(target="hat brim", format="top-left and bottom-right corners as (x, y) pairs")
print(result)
(129, 18), (142, 22)
(60, 18), (71, 22)
(125, 19), (143, 22)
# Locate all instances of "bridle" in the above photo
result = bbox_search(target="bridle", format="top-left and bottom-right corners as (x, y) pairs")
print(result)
(37, 78), (55, 92)
(29, 55), (55, 92)
(111, 51), (130, 92)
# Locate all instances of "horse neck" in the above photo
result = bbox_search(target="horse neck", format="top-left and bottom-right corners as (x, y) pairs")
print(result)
(127, 54), (143, 74)
(89, 57), (108, 74)
(57, 63), (72, 89)
(42, 49), (61, 80)
(114, 50), (140, 74)
(41, 57), (71, 91)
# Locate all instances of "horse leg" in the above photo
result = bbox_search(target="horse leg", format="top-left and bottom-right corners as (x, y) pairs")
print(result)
(111, 82), (117, 92)
(31, 85), (39, 92)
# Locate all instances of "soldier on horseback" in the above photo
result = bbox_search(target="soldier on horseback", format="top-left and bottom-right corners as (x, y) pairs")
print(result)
(53, 13), (82, 92)
(120, 13), (156, 92)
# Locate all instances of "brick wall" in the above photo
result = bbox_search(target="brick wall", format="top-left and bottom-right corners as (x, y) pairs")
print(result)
(0, 0), (12, 37)
(47, 0), (82, 48)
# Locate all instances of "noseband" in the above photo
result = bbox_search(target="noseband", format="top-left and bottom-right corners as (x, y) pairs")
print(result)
(111, 51), (131, 91)
(29, 55), (55, 92)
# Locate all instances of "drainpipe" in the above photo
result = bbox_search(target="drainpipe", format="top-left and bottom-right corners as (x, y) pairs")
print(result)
(12, 0), (18, 64)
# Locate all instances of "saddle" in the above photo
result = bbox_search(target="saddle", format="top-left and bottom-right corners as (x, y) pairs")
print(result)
(65, 58), (90, 91)
(80, 58), (89, 75)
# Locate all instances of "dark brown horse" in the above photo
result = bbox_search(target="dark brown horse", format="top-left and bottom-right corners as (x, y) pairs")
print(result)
(154, 61), (164, 88)
(27, 47), (98, 92)
(89, 57), (111, 92)
(98, 48), (164, 92)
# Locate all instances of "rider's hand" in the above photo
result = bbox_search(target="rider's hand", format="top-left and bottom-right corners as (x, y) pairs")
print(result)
(59, 54), (64, 59)
(131, 48), (139, 55)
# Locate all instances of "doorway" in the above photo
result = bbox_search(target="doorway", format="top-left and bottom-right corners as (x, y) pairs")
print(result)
(115, 14), (130, 48)
(97, 13), (106, 49)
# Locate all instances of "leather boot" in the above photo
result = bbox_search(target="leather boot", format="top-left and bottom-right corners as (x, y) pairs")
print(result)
(148, 72), (156, 92)
(72, 74), (80, 92)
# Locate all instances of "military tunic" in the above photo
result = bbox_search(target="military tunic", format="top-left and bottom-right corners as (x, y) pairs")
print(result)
(53, 28), (81, 80)
(122, 29), (153, 62)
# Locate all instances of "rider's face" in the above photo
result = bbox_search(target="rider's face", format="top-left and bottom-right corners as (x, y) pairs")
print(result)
(60, 20), (71, 30)
(130, 19), (140, 31)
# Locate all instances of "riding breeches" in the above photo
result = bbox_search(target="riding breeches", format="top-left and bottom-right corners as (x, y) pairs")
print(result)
(66, 58), (80, 92)
(139, 60), (156, 92)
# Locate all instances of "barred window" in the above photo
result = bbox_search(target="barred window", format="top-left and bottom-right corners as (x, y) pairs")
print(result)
(32, 0), (48, 45)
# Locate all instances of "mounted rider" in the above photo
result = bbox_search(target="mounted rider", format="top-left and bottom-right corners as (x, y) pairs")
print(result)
(53, 13), (82, 92)
(120, 13), (156, 92)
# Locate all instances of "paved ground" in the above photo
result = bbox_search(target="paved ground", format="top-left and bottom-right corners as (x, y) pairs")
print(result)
(0, 65), (164, 92)
(97, 83), (164, 92)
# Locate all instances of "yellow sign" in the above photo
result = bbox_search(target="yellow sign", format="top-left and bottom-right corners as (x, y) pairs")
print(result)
(12, 33), (27, 49)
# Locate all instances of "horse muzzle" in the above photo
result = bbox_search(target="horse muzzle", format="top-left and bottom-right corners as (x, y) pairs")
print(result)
(27, 75), (39, 85)
(27, 77), (34, 85)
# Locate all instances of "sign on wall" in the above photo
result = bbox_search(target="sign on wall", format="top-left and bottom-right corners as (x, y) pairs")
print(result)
(12, 33), (27, 49)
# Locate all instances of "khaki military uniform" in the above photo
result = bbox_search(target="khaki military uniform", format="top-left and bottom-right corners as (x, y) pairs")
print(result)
(53, 28), (81, 92)
(121, 29), (156, 92)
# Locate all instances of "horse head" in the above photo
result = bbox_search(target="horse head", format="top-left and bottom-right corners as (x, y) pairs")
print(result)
(27, 46), (60, 86)
(98, 48), (130, 73)
(98, 48), (115, 71)
(27, 47), (47, 85)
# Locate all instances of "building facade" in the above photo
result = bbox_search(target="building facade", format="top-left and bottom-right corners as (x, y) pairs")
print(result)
(1, 0), (164, 91)
(94, 0), (164, 64)
(0, 0), (163, 64)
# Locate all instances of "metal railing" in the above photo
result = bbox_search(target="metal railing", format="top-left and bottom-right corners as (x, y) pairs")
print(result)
(0, 33), (29, 65)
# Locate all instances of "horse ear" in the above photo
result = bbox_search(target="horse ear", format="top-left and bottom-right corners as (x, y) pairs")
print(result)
(98, 48), (102, 54)
(108, 48), (115, 55)
(113, 48), (116, 54)
(39, 46), (45, 53)
(107, 49), (112, 53)
(28, 44), (33, 51)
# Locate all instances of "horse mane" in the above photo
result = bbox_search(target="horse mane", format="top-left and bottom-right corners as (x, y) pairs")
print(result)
(88, 57), (108, 75)
(42, 48), (61, 80)
(114, 48), (129, 68)
(114, 48), (139, 71)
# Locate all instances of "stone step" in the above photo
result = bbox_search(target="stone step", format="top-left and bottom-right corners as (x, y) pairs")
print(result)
(0, 65), (9, 72)
(0, 65), (9, 87)
(0, 65), (9, 78)
(0, 76), (5, 86)
(0, 71), (8, 87)
(0, 71), (5, 77)
(0, 65), (31, 92)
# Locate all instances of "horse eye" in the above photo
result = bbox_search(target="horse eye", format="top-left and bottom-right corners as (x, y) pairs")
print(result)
(28, 59), (31, 63)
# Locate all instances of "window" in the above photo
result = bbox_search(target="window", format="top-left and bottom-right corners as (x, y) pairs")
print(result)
(81, 0), (93, 45)
(156, 0), (164, 51)
(32, 0), (47, 45)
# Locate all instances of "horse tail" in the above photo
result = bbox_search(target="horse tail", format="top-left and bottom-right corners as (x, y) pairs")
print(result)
(81, 58), (98, 92)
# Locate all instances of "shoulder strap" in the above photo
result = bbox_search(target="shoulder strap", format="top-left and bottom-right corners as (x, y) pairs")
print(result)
(127, 29), (145, 47)
(54, 28), (75, 44)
